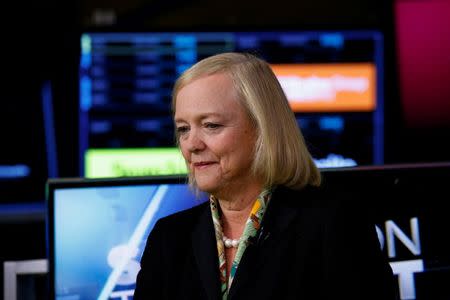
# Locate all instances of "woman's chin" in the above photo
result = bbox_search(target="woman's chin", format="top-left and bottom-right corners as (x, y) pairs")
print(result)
(195, 177), (220, 194)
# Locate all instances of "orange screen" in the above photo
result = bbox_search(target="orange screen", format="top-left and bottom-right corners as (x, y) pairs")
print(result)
(271, 63), (376, 112)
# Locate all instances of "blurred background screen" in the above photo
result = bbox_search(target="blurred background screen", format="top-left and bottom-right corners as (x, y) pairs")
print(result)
(79, 30), (384, 178)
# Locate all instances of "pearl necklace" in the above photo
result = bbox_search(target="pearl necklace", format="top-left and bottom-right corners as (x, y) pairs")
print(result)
(222, 235), (241, 248)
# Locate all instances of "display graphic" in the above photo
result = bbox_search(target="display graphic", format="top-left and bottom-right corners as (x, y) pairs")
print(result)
(48, 178), (207, 299)
(322, 163), (450, 300)
(79, 30), (384, 175)
(85, 148), (187, 178)
(272, 63), (376, 112)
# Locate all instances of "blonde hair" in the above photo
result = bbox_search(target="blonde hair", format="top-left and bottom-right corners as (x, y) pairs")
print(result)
(172, 52), (321, 190)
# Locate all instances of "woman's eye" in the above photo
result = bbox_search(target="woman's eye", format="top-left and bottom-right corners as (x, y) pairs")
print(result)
(204, 123), (221, 129)
(176, 126), (189, 134)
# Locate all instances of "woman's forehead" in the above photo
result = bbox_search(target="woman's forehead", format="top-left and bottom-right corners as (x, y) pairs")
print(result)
(174, 74), (244, 118)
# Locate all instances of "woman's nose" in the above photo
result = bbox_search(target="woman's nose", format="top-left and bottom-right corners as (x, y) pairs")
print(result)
(186, 130), (206, 153)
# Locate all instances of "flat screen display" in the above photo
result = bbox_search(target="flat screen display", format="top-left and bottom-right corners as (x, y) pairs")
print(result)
(47, 176), (207, 299)
(79, 30), (384, 175)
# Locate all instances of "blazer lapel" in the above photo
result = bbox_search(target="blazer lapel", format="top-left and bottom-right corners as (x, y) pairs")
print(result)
(263, 186), (306, 235)
(191, 204), (222, 300)
(227, 186), (303, 298)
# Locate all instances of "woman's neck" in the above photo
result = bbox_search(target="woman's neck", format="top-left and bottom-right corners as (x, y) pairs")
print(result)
(215, 181), (263, 238)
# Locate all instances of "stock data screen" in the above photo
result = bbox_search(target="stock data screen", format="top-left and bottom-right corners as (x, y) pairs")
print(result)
(79, 31), (384, 176)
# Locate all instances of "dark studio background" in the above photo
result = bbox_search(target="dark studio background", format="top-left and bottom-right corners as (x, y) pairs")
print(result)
(4, 0), (450, 183)
(1, 0), (449, 299)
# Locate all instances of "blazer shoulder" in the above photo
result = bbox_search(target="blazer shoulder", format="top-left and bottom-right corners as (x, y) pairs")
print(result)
(272, 184), (328, 208)
(156, 200), (209, 231)
(271, 184), (367, 229)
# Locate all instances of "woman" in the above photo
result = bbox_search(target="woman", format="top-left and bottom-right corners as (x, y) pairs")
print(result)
(134, 52), (396, 299)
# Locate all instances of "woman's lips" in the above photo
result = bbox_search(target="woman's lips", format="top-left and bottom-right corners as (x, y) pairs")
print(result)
(193, 162), (216, 169)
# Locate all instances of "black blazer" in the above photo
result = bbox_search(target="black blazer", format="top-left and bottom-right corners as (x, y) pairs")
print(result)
(134, 185), (397, 299)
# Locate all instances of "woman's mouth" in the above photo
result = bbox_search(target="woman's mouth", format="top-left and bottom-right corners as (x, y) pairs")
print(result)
(193, 161), (216, 169)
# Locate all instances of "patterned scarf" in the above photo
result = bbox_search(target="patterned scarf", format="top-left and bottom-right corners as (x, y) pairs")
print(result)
(210, 189), (272, 299)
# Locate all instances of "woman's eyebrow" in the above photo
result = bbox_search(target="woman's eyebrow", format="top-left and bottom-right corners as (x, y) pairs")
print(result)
(175, 112), (226, 123)
(174, 117), (186, 124)
(198, 112), (224, 119)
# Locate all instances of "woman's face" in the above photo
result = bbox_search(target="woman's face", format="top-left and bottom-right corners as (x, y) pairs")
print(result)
(174, 73), (259, 195)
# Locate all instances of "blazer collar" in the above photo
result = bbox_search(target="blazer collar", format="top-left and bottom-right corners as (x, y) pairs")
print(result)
(261, 185), (311, 235)
(191, 203), (222, 300)
(227, 185), (318, 299)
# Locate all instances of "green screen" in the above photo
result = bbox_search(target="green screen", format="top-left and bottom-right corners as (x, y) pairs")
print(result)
(85, 148), (187, 178)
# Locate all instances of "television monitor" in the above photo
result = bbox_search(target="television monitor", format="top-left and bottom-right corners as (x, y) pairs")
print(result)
(46, 175), (207, 299)
(47, 163), (450, 300)
(79, 30), (384, 176)
(321, 162), (450, 300)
